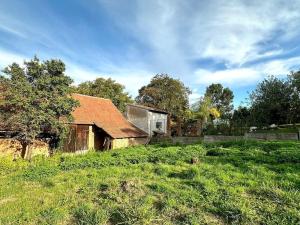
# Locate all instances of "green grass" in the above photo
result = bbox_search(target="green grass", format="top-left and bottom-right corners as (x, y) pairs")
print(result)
(0, 141), (299, 224)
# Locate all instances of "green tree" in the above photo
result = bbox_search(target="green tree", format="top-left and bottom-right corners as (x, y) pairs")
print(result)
(0, 57), (78, 159)
(231, 106), (251, 135)
(192, 96), (220, 136)
(288, 71), (300, 123)
(290, 70), (300, 90)
(75, 78), (133, 112)
(204, 83), (234, 119)
(249, 76), (291, 126)
(136, 74), (191, 136)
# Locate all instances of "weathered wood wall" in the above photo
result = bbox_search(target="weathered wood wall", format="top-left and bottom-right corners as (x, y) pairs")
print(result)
(64, 124), (89, 152)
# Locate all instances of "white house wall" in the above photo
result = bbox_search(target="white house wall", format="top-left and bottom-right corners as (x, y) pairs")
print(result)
(126, 106), (149, 134)
(149, 112), (168, 135)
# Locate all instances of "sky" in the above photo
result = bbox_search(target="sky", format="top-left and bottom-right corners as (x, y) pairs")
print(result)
(1, 0), (300, 107)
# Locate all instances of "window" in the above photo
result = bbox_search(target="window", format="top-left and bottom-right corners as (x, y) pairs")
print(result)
(156, 121), (163, 130)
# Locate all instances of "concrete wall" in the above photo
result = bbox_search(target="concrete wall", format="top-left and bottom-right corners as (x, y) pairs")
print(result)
(149, 112), (168, 136)
(245, 132), (298, 141)
(204, 135), (244, 142)
(126, 106), (149, 134)
(203, 133), (299, 143)
(0, 138), (49, 158)
(172, 136), (202, 144)
(111, 137), (149, 149)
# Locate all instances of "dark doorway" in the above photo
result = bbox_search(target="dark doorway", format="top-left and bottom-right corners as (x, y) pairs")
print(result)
(93, 126), (111, 151)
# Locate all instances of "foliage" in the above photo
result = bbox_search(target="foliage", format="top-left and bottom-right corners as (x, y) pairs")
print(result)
(0, 141), (299, 224)
(204, 83), (234, 119)
(288, 71), (300, 123)
(73, 204), (108, 225)
(209, 107), (221, 119)
(75, 78), (133, 112)
(192, 96), (213, 121)
(136, 74), (191, 118)
(230, 106), (251, 135)
(0, 57), (78, 158)
(192, 96), (221, 136)
(249, 76), (292, 126)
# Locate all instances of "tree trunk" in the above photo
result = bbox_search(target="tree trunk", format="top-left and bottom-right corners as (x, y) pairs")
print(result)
(177, 118), (182, 137)
(21, 142), (32, 160)
(167, 114), (171, 137)
(20, 142), (27, 159)
(196, 119), (202, 136)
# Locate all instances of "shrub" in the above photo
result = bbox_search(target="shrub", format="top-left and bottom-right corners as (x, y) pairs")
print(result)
(169, 167), (199, 179)
(22, 164), (59, 181)
(72, 204), (108, 225)
(206, 149), (225, 156)
(38, 208), (62, 225)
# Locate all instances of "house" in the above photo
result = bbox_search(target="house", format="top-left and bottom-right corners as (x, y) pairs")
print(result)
(63, 94), (149, 152)
(126, 104), (169, 137)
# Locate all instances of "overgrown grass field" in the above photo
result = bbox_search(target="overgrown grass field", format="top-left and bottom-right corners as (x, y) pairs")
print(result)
(0, 141), (299, 224)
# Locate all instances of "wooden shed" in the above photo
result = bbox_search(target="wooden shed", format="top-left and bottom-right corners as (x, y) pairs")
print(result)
(63, 94), (149, 152)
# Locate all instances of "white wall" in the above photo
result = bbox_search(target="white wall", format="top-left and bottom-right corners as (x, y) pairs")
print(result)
(126, 106), (149, 134)
(149, 112), (168, 136)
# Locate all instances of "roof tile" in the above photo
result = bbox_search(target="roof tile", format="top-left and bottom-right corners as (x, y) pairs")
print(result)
(72, 94), (148, 138)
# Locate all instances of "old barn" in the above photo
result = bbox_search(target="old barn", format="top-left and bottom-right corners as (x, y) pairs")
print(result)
(64, 94), (148, 152)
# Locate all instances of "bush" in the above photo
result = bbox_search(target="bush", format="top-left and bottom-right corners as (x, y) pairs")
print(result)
(169, 167), (199, 179)
(72, 204), (108, 225)
(38, 208), (62, 225)
(22, 164), (59, 181)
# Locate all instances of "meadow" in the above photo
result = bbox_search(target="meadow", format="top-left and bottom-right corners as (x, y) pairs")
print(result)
(0, 140), (299, 225)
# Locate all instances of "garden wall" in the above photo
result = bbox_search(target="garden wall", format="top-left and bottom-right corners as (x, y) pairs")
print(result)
(0, 138), (49, 158)
(244, 132), (299, 141)
(203, 132), (299, 143)
(171, 136), (202, 144)
(204, 135), (244, 142)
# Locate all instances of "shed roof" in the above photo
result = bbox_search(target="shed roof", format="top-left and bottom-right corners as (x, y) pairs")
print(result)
(71, 94), (148, 138)
(127, 104), (168, 114)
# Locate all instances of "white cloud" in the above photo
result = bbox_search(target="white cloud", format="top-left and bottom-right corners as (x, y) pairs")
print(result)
(66, 63), (153, 97)
(189, 88), (203, 105)
(0, 50), (25, 68)
(0, 49), (152, 98)
(195, 56), (300, 87)
(195, 68), (261, 86)
(99, 0), (300, 73)
(2, 0), (300, 102)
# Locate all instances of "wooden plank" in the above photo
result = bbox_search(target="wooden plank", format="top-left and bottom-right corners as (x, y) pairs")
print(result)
(63, 125), (77, 152)
(76, 125), (89, 151)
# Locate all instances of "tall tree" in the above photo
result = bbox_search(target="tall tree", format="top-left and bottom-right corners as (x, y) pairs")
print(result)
(249, 76), (291, 126)
(231, 106), (251, 135)
(0, 57), (78, 159)
(288, 71), (300, 123)
(75, 78), (133, 112)
(204, 83), (234, 119)
(136, 74), (191, 136)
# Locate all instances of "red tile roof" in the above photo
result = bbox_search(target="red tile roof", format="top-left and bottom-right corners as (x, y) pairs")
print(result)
(71, 94), (148, 139)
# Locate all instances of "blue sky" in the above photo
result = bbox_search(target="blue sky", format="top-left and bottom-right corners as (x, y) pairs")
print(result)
(1, 0), (300, 107)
